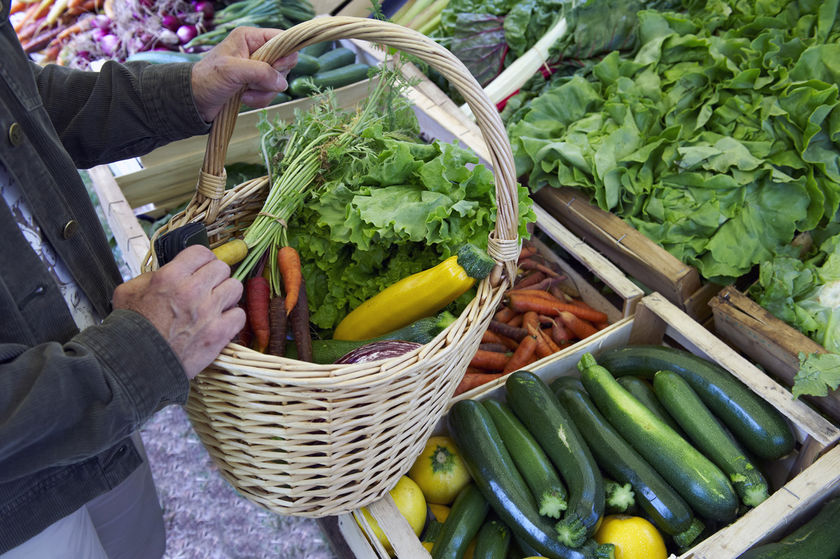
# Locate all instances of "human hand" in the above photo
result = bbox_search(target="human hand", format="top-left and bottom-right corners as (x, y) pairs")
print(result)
(191, 26), (298, 122)
(112, 245), (245, 379)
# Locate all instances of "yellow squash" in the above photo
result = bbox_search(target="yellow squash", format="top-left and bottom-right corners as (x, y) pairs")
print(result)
(333, 244), (495, 341)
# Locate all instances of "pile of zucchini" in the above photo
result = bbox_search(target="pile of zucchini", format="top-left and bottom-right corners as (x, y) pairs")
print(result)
(427, 345), (797, 559)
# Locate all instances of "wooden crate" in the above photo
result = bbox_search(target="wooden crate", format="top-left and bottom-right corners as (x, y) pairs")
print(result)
(338, 292), (840, 559)
(533, 187), (723, 322)
(710, 285), (839, 423)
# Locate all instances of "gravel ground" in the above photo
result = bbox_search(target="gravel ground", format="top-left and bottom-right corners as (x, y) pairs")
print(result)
(140, 406), (340, 559)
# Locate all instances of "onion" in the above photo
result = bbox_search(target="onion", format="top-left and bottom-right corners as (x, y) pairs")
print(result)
(91, 27), (108, 42)
(192, 1), (215, 19)
(161, 14), (181, 31)
(99, 34), (120, 57)
(176, 24), (198, 44)
(334, 341), (423, 364)
(156, 29), (180, 46)
(91, 14), (112, 30)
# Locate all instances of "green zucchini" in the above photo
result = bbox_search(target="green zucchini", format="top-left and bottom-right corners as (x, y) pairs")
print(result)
(551, 376), (694, 535)
(287, 53), (320, 79)
(448, 399), (594, 559)
(268, 92), (292, 106)
(286, 311), (455, 363)
(125, 50), (204, 64)
(653, 370), (770, 508)
(483, 400), (568, 519)
(603, 479), (635, 514)
(315, 46), (357, 72)
(473, 519), (511, 559)
(596, 345), (795, 461)
(300, 41), (334, 57)
(505, 371), (604, 548)
(578, 353), (740, 522)
(737, 496), (840, 559)
(288, 64), (372, 98)
(431, 483), (489, 559)
(616, 376), (683, 435)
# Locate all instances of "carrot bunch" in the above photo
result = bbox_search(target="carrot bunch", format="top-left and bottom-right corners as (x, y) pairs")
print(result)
(454, 239), (611, 396)
(234, 244), (313, 361)
(13, 0), (102, 62)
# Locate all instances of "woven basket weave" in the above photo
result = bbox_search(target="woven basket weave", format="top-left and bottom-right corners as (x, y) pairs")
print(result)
(143, 16), (520, 517)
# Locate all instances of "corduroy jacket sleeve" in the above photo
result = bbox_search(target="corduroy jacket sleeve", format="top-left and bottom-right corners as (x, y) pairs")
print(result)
(30, 60), (210, 169)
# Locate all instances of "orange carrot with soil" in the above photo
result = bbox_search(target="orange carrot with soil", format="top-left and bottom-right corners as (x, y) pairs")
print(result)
(530, 326), (554, 359)
(469, 349), (511, 371)
(455, 372), (505, 396)
(246, 277), (271, 353)
(559, 311), (598, 340)
(268, 295), (287, 357)
(277, 245), (302, 316)
(503, 333), (538, 374)
(519, 258), (562, 278)
(541, 328), (562, 353)
(494, 306), (517, 323)
(482, 329), (519, 350)
(508, 313), (524, 328)
(515, 270), (546, 289)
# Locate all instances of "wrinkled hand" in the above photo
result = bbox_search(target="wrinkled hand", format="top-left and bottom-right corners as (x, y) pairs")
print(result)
(191, 26), (298, 122)
(112, 246), (245, 379)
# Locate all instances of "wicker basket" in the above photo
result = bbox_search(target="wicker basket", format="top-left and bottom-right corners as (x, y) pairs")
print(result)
(144, 16), (520, 517)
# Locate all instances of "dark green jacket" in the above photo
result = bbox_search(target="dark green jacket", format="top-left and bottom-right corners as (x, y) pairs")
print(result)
(1, 4), (210, 551)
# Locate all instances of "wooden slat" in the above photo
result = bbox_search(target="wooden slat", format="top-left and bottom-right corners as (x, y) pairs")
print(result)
(532, 187), (709, 316)
(87, 165), (150, 277)
(710, 286), (839, 422)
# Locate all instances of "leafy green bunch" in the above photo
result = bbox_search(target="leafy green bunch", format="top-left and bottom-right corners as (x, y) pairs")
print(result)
(508, 0), (840, 283)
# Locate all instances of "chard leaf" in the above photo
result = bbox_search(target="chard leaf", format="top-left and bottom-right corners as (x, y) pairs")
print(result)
(792, 352), (840, 399)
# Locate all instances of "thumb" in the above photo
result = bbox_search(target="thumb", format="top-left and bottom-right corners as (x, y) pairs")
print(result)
(233, 59), (289, 93)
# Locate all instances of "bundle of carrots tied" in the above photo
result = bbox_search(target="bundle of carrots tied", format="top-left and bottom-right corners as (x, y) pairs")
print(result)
(229, 244), (315, 363)
(455, 239), (611, 396)
(12, 0), (104, 62)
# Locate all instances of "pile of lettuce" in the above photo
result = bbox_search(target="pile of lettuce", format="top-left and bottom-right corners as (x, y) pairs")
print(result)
(261, 82), (534, 333)
(750, 223), (840, 398)
(508, 0), (840, 284)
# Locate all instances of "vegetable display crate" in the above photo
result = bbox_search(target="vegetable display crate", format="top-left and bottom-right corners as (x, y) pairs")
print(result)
(710, 285), (840, 425)
(533, 187), (723, 323)
(336, 292), (840, 559)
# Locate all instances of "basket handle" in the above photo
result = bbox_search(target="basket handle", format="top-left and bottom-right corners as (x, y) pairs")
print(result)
(190, 16), (520, 281)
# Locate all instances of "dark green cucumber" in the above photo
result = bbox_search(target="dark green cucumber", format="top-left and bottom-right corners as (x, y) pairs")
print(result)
(737, 496), (840, 559)
(315, 46), (357, 72)
(596, 345), (795, 461)
(551, 376), (694, 535)
(473, 519), (511, 559)
(505, 371), (604, 548)
(288, 64), (372, 97)
(653, 370), (770, 508)
(431, 483), (489, 559)
(287, 53), (320, 79)
(578, 353), (739, 522)
(616, 376), (684, 435)
(483, 400), (568, 519)
(448, 399), (594, 559)
(300, 41), (334, 57)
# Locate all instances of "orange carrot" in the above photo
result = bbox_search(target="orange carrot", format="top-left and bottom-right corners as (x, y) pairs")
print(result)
(595, 321), (611, 330)
(466, 366), (486, 375)
(522, 311), (539, 334)
(455, 372), (505, 396)
(515, 270), (546, 289)
(277, 246), (301, 316)
(518, 245), (537, 261)
(509, 293), (609, 324)
(540, 327), (562, 353)
(519, 258), (562, 278)
(482, 329), (519, 351)
(509, 289), (559, 302)
(494, 306), (517, 323)
(55, 16), (90, 41)
(470, 349), (511, 371)
(530, 326), (554, 359)
(503, 334), (538, 374)
(559, 311), (598, 340)
(508, 313), (524, 328)
(246, 277), (271, 353)
(268, 295), (287, 357)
